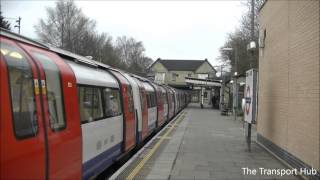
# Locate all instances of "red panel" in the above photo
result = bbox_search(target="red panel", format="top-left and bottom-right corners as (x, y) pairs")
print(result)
(138, 85), (149, 141)
(167, 90), (174, 120)
(19, 44), (82, 179)
(110, 71), (136, 151)
(0, 37), (46, 179)
(170, 92), (175, 119)
(155, 86), (164, 127)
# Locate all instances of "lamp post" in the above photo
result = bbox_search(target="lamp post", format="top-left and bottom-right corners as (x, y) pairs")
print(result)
(214, 65), (228, 111)
(222, 47), (238, 120)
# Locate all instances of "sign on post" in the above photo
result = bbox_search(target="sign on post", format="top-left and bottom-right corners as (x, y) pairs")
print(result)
(244, 69), (258, 124)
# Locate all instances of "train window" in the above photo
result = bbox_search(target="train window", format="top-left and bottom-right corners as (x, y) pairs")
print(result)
(150, 92), (156, 107)
(158, 92), (162, 104)
(31, 52), (66, 131)
(127, 85), (134, 112)
(92, 88), (103, 119)
(163, 92), (168, 104)
(146, 93), (151, 108)
(103, 88), (122, 117)
(171, 94), (175, 104)
(78, 86), (103, 123)
(1, 42), (38, 139)
(146, 92), (156, 108)
(139, 89), (144, 110)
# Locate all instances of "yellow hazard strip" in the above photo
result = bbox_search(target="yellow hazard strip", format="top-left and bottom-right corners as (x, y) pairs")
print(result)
(125, 112), (186, 180)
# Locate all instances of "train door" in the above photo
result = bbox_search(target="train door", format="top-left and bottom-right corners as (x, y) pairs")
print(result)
(0, 37), (46, 179)
(161, 86), (168, 122)
(143, 82), (157, 133)
(166, 89), (172, 120)
(153, 84), (164, 128)
(166, 87), (173, 120)
(110, 71), (136, 152)
(123, 74), (141, 144)
(174, 90), (179, 114)
(140, 87), (149, 140)
(133, 78), (149, 141)
(19, 44), (82, 179)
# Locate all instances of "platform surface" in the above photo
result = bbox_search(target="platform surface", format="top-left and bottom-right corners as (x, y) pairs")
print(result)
(111, 103), (300, 180)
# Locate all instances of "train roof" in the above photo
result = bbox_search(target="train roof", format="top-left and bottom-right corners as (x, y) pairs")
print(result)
(142, 81), (154, 92)
(67, 61), (118, 88)
(0, 28), (109, 69)
(0, 28), (48, 49)
(1, 28), (185, 92)
(49, 46), (99, 67)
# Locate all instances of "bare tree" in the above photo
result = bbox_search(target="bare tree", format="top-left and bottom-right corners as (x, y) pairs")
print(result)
(0, 11), (11, 30)
(35, 0), (96, 53)
(218, 0), (260, 75)
(115, 36), (153, 75)
(35, 0), (153, 74)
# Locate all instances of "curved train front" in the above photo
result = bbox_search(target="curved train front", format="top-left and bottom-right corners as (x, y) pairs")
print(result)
(0, 29), (190, 180)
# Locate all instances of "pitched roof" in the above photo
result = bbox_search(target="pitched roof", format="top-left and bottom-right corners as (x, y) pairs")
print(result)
(157, 59), (206, 71)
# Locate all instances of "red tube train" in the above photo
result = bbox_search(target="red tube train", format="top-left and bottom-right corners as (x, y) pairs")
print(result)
(0, 28), (190, 180)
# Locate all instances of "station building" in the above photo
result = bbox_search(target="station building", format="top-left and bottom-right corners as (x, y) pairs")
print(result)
(258, 0), (319, 178)
(148, 58), (220, 106)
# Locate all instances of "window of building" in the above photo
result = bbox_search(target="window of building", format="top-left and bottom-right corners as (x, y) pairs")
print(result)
(1, 42), (38, 139)
(32, 52), (66, 131)
(188, 73), (192, 77)
(197, 73), (208, 79)
(172, 73), (176, 81)
(155, 73), (165, 84)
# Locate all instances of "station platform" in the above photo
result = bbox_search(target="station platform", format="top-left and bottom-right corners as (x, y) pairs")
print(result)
(110, 103), (300, 180)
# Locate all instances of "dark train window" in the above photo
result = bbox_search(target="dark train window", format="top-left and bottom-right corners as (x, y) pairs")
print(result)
(31, 52), (66, 131)
(139, 89), (144, 110)
(78, 86), (103, 123)
(146, 92), (156, 108)
(103, 88), (122, 117)
(127, 85), (134, 112)
(1, 42), (38, 139)
(158, 92), (162, 104)
(146, 93), (151, 108)
(162, 92), (168, 104)
(150, 92), (156, 107)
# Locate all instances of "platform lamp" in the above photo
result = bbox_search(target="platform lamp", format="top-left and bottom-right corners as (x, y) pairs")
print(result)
(221, 47), (239, 120)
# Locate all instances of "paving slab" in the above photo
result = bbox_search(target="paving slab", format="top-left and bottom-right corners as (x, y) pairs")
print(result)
(112, 103), (301, 180)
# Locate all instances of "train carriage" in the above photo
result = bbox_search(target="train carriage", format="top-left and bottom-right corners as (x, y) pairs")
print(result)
(165, 86), (175, 120)
(0, 28), (190, 180)
(141, 81), (157, 133)
(131, 75), (149, 141)
(121, 72), (144, 143)
(171, 87), (179, 114)
(108, 69), (136, 152)
(0, 35), (83, 179)
(66, 61), (123, 179)
(160, 85), (169, 122)
(151, 83), (165, 128)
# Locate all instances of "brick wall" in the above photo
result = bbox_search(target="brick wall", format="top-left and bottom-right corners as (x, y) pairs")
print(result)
(258, 0), (319, 170)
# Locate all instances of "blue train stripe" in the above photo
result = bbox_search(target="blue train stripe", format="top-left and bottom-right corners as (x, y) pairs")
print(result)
(82, 143), (122, 180)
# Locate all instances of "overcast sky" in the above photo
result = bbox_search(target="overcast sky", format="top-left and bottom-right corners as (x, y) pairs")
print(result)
(1, 1), (246, 66)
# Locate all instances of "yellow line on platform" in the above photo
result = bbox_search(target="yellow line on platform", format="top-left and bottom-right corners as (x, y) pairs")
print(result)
(125, 112), (186, 180)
